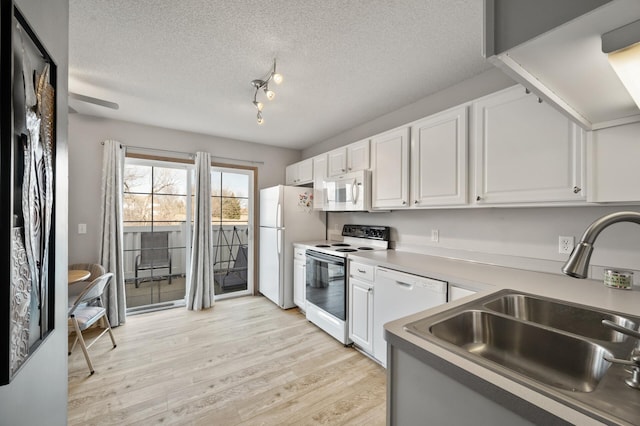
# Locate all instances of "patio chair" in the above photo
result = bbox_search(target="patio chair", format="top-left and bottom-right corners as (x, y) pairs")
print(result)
(134, 231), (172, 287)
(68, 272), (117, 375)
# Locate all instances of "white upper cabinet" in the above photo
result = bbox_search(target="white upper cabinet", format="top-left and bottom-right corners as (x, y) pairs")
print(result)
(327, 139), (370, 177)
(473, 85), (585, 205)
(312, 154), (327, 210)
(327, 148), (347, 176)
(411, 105), (468, 207)
(587, 122), (640, 203)
(346, 139), (370, 172)
(371, 127), (410, 209)
(285, 158), (313, 186)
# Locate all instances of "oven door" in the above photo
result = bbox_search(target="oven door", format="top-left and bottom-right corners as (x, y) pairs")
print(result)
(305, 250), (346, 320)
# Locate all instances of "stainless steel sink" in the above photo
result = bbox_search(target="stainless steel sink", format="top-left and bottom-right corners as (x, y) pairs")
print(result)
(403, 289), (640, 425)
(484, 294), (637, 342)
(423, 310), (612, 392)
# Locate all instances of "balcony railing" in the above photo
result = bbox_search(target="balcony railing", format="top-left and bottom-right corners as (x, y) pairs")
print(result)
(123, 224), (249, 308)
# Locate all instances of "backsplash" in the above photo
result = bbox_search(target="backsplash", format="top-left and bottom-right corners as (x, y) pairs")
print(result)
(326, 205), (640, 285)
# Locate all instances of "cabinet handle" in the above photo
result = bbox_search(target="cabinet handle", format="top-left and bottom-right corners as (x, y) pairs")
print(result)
(537, 97), (543, 103)
(357, 269), (366, 273)
(525, 88), (531, 94)
(342, 168), (346, 172)
(368, 288), (373, 293)
(402, 200), (407, 205)
(476, 196), (481, 201)
(348, 167), (352, 171)
(573, 186), (582, 194)
(414, 200), (419, 205)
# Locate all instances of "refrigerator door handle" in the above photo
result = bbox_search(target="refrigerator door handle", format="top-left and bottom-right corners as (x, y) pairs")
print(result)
(277, 229), (282, 255)
(276, 202), (282, 228)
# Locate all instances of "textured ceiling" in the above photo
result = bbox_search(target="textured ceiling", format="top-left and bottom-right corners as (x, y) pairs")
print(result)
(68, 0), (493, 149)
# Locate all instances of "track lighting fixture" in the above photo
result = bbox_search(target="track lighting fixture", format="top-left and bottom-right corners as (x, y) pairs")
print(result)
(251, 59), (282, 125)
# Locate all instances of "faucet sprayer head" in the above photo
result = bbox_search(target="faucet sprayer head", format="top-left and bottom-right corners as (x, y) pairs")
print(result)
(561, 242), (593, 279)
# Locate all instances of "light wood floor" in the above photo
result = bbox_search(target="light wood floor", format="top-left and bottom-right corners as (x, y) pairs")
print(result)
(68, 296), (386, 425)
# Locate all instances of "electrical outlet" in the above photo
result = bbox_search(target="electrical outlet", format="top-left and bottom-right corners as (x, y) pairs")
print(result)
(431, 229), (439, 242)
(78, 223), (87, 234)
(558, 236), (574, 254)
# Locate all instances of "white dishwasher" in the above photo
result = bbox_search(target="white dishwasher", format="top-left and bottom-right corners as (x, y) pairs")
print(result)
(373, 267), (447, 367)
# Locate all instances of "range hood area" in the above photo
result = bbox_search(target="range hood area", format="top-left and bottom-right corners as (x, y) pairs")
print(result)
(485, 0), (640, 130)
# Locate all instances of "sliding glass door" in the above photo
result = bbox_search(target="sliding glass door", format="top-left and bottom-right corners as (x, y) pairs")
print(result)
(210, 165), (254, 299)
(122, 157), (255, 311)
(123, 158), (193, 311)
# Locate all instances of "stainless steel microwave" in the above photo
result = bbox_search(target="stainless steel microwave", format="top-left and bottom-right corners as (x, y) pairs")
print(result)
(322, 170), (371, 211)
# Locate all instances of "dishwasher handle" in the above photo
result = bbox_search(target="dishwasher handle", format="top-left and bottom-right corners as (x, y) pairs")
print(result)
(376, 267), (447, 293)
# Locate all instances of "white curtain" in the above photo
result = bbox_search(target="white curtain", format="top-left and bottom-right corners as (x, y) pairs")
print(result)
(98, 140), (127, 326)
(187, 152), (214, 310)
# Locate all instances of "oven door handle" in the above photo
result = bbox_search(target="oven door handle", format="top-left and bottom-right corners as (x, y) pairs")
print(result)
(305, 250), (344, 265)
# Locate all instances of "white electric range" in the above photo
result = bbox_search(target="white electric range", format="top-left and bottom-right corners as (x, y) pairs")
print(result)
(301, 225), (390, 344)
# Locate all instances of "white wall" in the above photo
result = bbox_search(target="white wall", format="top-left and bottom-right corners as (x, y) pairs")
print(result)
(0, 1), (69, 425)
(327, 205), (640, 281)
(302, 68), (515, 158)
(68, 114), (300, 264)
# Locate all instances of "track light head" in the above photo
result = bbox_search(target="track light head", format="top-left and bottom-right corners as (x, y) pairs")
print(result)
(250, 59), (283, 124)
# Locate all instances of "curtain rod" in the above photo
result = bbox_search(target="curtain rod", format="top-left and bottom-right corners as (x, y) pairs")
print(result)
(100, 141), (265, 165)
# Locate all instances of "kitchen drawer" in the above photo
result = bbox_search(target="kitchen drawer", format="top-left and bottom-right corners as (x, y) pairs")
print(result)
(350, 262), (374, 282)
(294, 246), (307, 260)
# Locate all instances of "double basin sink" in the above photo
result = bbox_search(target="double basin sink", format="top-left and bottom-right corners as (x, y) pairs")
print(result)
(404, 289), (640, 424)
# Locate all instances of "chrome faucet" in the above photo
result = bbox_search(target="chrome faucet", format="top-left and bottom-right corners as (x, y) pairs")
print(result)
(562, 211), (640, 279)
(602, 320), (640, 390)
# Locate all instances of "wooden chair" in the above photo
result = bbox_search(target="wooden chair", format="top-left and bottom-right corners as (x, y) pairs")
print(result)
(68, 272), (117, 375)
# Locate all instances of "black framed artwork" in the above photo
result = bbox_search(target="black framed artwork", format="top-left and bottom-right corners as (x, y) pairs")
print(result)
(0, 1), (57, 385)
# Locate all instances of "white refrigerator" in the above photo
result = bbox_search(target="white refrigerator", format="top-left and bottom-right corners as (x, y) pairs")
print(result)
(259, 185), (325, 308)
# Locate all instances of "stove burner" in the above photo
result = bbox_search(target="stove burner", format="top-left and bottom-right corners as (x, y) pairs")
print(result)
(336, 248), (358, 252)
(331, 243), (351, 247)
(315, 244), (331, 248)
(357, 247), (374, 250)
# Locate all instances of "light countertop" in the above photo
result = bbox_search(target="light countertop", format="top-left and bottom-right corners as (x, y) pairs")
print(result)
(349, 250), (640, 425)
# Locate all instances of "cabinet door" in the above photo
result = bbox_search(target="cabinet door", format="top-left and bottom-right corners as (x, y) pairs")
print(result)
(285, 163), (297, 186)
(411, 106), (468, 207)
(448, 285), (476, 302)
(371, 127), (410, 209)
(347, 139), (370, 172)
(312, 154), (327, 210)
(473, 85), (585, 204)
(297, 158), (313, 184)
(293, 258), (306, 309)
(327, 148), (347, 177)
(588, 122), (640, 202)
(348, 278), (373, 353)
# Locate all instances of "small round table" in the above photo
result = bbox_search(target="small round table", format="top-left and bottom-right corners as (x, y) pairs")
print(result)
(68, 269), (90, 284)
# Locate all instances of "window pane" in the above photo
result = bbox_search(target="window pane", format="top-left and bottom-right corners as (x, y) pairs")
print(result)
(222, 173), (249, 198)
(211, 196), (222, 222)
(153, 194), (187, 225)
(154, 167), (187, 195)
(211, 171), (222, 195)
(221, 197), (243, 222)
(124, 165), (152, 193)
(123, 194), (152, 224)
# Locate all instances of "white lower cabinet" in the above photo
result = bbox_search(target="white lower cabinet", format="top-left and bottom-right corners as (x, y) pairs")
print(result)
(349, 262), (375, 354)
(448, 285), (476, 302)
(293, 246), (306, 310)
